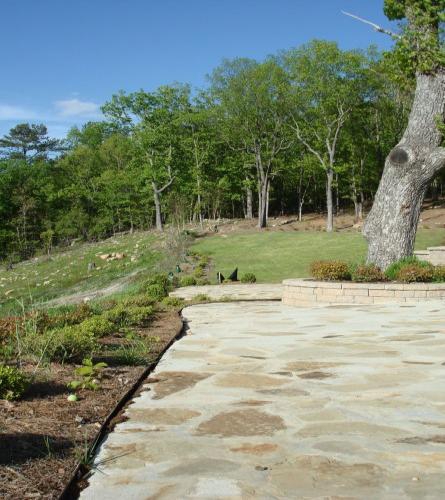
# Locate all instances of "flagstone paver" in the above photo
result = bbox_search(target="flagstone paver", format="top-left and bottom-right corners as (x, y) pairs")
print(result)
(169, 283), (283, 301)
(81, 300), (445, 499)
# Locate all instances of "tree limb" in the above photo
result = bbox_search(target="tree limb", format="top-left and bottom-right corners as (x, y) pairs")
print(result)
(341, 11), (401, 40)
(429, 147), (445, 174)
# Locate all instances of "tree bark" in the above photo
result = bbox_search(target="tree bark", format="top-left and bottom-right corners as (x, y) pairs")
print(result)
(323, 170), (335, 231)
(364, 72), (445, 269)
(246, 185), (253, 219)
(152, 183), (163, 231)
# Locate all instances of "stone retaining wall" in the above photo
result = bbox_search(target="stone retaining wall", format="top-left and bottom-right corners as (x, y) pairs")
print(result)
(282, 279), (445, 306)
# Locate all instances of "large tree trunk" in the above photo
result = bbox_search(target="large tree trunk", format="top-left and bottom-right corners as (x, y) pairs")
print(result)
(152, 182), (163, 231)
(326, 168), (334, 232)
(364, 72), (445, 269)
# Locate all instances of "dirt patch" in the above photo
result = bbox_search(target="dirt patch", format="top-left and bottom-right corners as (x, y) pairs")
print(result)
(0, 310), (182, 500)
(148, 371), (211, 400)
(196, 409), (286, 437)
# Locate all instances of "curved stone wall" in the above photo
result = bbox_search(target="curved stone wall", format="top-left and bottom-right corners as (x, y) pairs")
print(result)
(282, 279), (445, 306)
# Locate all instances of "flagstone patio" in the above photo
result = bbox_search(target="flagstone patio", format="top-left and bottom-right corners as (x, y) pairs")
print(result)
(81, 300), (445, 499)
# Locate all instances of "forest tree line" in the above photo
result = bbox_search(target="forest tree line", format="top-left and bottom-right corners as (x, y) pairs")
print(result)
(1, 40), (444, 260)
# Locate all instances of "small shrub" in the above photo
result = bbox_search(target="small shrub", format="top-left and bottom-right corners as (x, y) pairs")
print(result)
(433, 265), (445, 282)
(196, 278), (210, 286)
(122, 294), (155, 308)
(179, 276), (197, 287)
(146, 284), (168, 301)
(42, 325), (98, 362)
(350, 264), (387, 283)
(105, 304), (153, 327)
(193, 267), (205, 279)
(385, 256), (427, 281)
(161, 296), (184, 308)
(310, 261), (351, 281)
(396, 264), (434, 283)
(0, 365), (29, 400)
(78, 316), (115, 338)
(240, 272), (257, 283)
(192, 293), (211, 303)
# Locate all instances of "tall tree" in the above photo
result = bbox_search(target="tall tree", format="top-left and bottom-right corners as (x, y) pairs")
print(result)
(361, 0), (445, 269)
(103, 85), (191, 231)
(210, 59), (291, 228)
(0, 123), (61, 161)
(283, 41), (368, 231)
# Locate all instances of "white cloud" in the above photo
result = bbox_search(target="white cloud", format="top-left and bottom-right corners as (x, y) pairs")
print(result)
(54, 98), (100, 118)
(0, 104), (37, 120)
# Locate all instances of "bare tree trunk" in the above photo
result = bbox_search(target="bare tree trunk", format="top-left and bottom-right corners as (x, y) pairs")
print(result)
(326, 168), (334, 232)
(364, 72), (445, 269)
(152, 184), (163, 231)
(246, 186), (253, 219)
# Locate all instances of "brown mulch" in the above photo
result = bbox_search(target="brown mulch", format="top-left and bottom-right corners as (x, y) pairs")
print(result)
(0, 310), (183, 500)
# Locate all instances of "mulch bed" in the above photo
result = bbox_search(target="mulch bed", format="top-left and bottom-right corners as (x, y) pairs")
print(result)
(0, 310), (183, 500)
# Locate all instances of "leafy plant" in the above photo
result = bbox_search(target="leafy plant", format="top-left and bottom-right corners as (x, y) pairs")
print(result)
(396, 263), (434, 283)
(161, 296), (184, 308)
(0, 365), (29, 400)
(179, 275), (197, 287)
(310, 261), (351, 281)
(385, 257), (432, 282)
(105, 304), (153, 327)
(67, 358), (108, 391)
(240, 272), (257, 283)
(350, 264), (387, 282)
(433, 265), (445, 283)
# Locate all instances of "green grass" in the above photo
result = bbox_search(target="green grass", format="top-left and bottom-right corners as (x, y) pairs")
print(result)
(192, 228), (445, 283)
(0, 232), (161, 317)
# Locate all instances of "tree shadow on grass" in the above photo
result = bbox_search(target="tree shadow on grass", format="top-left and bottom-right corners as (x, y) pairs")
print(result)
(0, 433), (73, 465)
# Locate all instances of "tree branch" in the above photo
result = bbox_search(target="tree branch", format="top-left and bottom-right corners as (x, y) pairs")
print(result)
(341, 11), (401, 40)
(429, 147), (445, 174)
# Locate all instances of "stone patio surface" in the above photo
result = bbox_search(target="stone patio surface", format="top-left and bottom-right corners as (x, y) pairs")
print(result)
(81, 300), (445, 499)
(169, 283), (283, 301)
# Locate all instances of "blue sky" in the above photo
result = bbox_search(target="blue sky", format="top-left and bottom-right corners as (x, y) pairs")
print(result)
(0, 0), (395, 138)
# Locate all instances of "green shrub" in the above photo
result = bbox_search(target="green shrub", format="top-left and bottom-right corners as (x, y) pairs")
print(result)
(310, 261), (351, 281)
(433, 265), (445, 282)
(193, 267), (205, 279)
(350, 264), (387, 282)
(162, 296), (184, 308)
(105, 304), (153, 326)
(0, 365), (29, 400)
(79, 316), (115, 338)
(34, 325), (96, 362)
(396, 264), (434, 283)
(122, 294), (156, 308)
(385, 257), (426, 281)
(196, 278), (210, 286)
(146, 284), (168, 301)
(240, 272), (257, 283)
(179, 276), (197, 287)
(192, 293), (211, 303)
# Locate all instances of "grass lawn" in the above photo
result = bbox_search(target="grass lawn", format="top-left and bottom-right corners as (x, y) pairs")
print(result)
(192, 228), (445, 283)
(0, 231), (161, 317)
